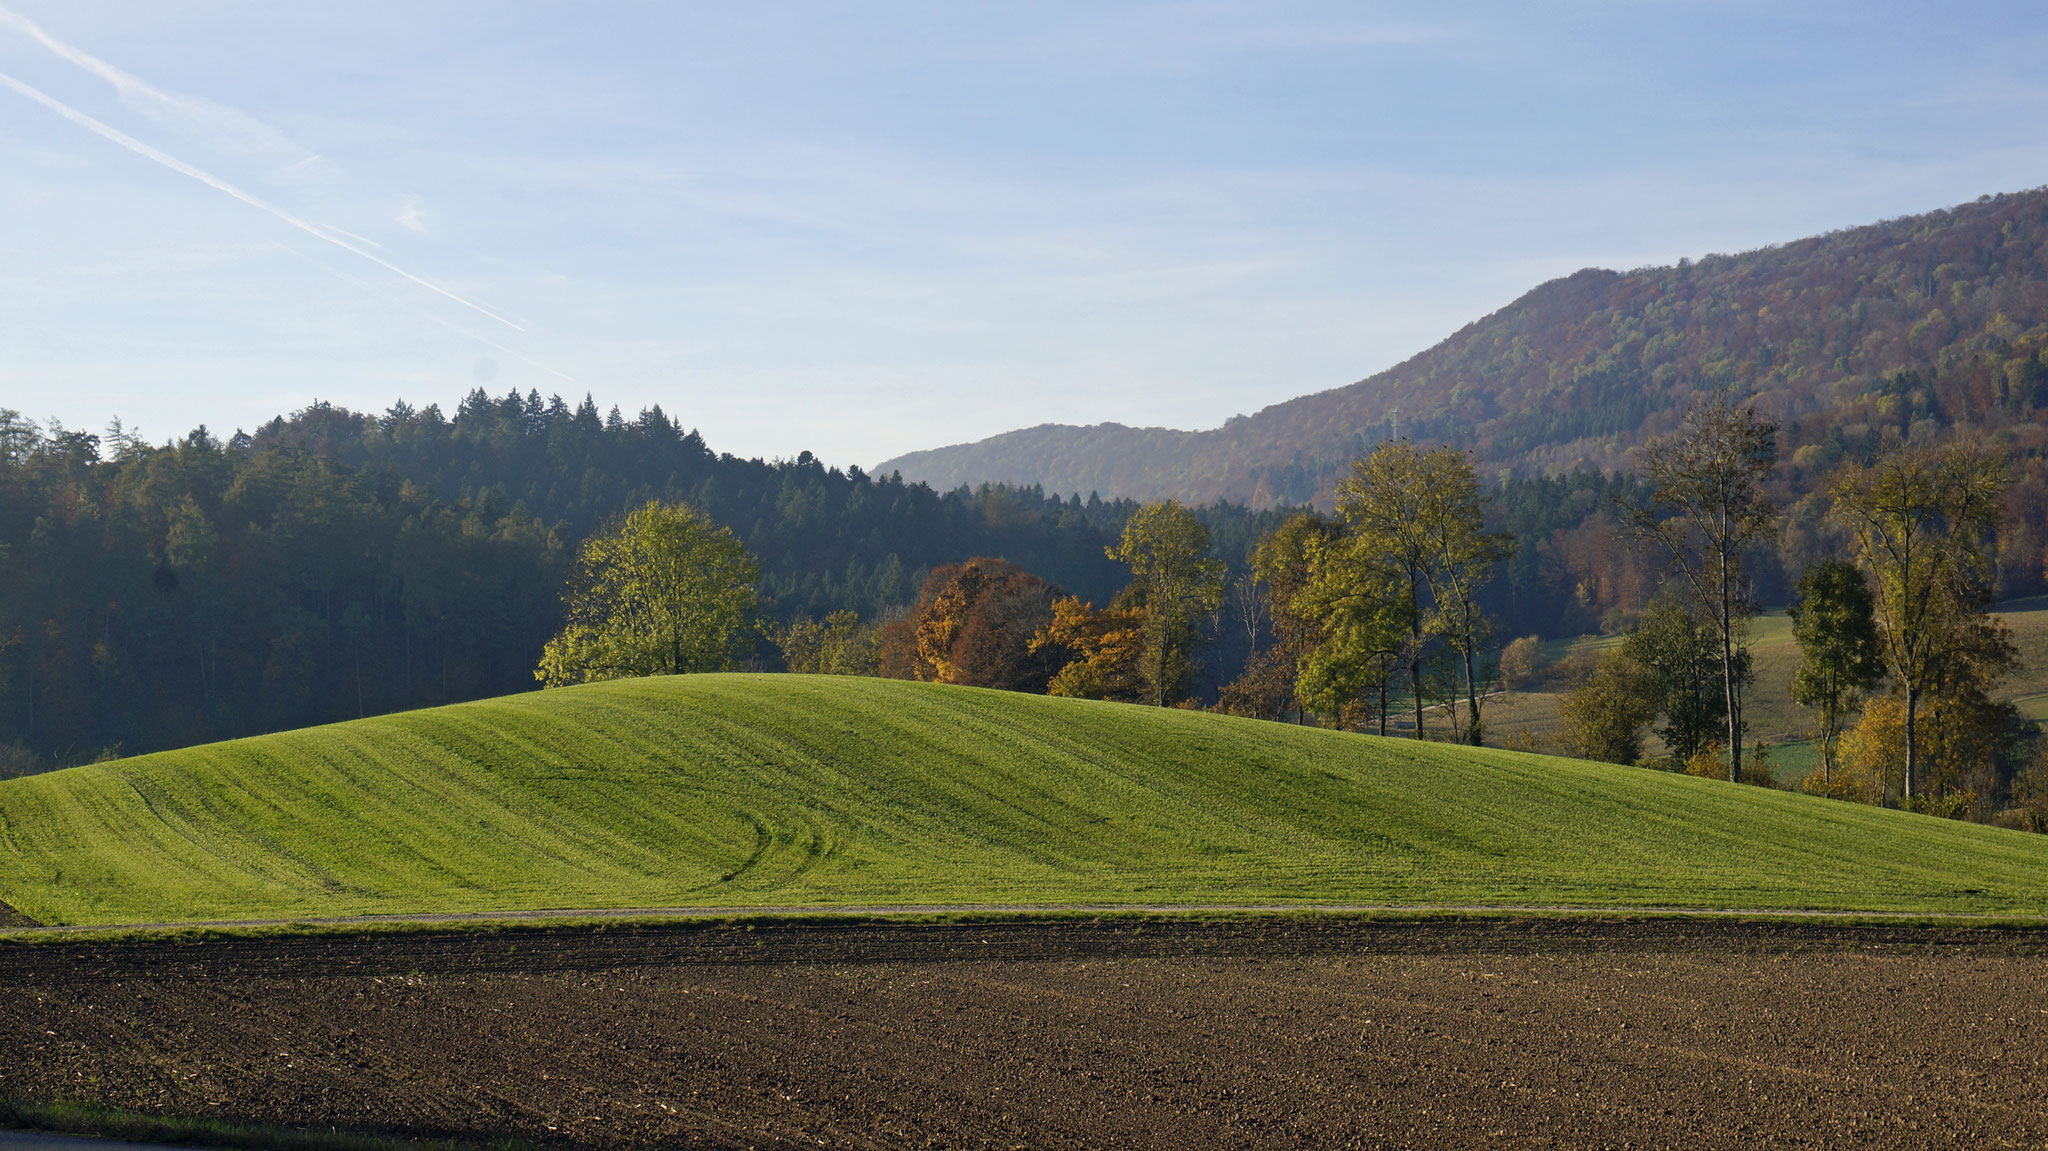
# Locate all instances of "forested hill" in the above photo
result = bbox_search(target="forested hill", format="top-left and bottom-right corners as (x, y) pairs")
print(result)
(880, 187), (2048, 507)
(0, 396), (1286, 764)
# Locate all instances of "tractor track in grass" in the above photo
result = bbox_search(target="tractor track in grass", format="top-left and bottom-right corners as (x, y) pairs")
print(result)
(4, 915), (2048, 1148)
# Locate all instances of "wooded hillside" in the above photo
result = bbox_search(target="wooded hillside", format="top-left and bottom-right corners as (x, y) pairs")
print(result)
(881, 187), (2048, 517)
(0, 396), (1298, 764)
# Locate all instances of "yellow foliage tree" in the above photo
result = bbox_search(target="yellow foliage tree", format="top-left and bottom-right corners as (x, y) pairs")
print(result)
(1817, 694), (1904, 805)
(1031, 596), (1145, 702)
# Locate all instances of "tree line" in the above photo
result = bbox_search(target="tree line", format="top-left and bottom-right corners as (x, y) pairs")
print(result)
(580, 399), (2038, 831)
(0, 388), (1656, 770)
(0, 394), (1198, 770)
(7, 384), (2043, 835)
(1542, 405), (2039, 827)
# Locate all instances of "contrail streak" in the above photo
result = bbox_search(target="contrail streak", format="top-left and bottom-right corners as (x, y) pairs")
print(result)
(0, 68), (523, 331)
(270, 240), (583, 386)
(0, 3), (317, 167)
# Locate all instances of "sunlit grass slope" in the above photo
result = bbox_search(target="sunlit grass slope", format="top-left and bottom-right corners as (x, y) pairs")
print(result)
(5, 675), (2048, 926)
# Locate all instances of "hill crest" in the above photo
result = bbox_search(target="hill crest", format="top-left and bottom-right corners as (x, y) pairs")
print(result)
(5, 674), (2047, 927)
(879, 189), (2048, 505)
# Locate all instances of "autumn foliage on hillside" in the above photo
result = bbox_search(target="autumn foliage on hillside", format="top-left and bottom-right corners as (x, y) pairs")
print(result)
(882, 188), (2048, 588)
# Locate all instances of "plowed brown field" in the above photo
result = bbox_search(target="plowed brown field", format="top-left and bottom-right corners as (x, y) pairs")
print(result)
(3, 917), (2046, 1150)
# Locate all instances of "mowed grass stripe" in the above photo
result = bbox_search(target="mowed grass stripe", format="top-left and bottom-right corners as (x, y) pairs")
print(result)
(4, 674), (2048, 926)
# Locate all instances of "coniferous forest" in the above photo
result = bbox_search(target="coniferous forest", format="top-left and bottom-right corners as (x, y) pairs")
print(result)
(0, 393), (1301, 764)
(0, 389), (1664, 767)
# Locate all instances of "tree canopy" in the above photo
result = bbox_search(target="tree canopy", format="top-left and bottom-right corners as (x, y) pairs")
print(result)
(1107, 501), (1227, 707)
(1829, 440), (2011, 800)
(1633, 399), (1780, 780)
(536, 502), (759, 686)
(1789, 560), (1884, 786)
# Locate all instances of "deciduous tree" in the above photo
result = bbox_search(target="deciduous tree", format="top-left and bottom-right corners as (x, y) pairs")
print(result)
(1410, 450), (1513, 745)
(1632, 399), (1780, 781)
(1032, 596), (1145, 702)
(1225, 512), (1338, 723)
(1828, 440), (2010, 800)
(1108, 502), (1225, 706)
(899, 558), (1063, 692)
(777, 610), (882, 676)
(1336, 442), (1509, 743)
(1287, 517), (1406, 733)
(1623, 598), (1739, 764)
(1558, 650), (1658, 765)
(535, 501), (758, 686)
(1788, 560), (1883, 787)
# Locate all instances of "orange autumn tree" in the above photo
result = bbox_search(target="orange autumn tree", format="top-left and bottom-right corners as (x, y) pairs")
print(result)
(880, 558), (1066, 693)
(1031, 596), (1146, 702)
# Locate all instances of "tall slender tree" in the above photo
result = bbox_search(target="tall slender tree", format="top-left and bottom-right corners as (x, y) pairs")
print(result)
(1632, 400), (1780, 781)
(1411, 449), (1513, 746)
(1107, 501), (1226, 706)
(1336, 443), (1438, 738)
(1788, 560), (1883, 787)
(1336, 442), (1508, 743)
(1828, 441), (2009, 800)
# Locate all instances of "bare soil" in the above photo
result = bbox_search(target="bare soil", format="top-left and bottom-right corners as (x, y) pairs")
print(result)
(4, 917), (2047, 1150)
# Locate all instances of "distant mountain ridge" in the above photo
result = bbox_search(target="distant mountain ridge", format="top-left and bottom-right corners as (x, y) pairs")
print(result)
(880, 188), (2048, 505)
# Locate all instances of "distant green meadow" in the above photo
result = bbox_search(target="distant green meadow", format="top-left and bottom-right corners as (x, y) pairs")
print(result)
(3, 675), (2047, 927)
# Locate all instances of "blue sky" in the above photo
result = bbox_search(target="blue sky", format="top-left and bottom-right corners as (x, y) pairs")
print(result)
(3, 1), (2046, 466)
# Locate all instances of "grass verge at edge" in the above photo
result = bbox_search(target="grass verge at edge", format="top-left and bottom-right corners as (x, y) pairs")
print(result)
(8, 905), (2048, 948)
(0, 1098), (536, 1151)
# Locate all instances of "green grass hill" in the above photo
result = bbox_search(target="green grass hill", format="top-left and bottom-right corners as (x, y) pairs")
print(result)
(4, 674), (2048, 927)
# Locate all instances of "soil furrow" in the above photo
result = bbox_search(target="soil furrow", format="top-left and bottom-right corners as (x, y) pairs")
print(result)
(3, 917), (2046, 1149)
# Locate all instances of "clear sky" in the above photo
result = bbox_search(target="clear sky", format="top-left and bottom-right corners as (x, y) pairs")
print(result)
(3, 1), (2046, 467)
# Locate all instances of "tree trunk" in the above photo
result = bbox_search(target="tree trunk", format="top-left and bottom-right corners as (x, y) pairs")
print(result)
(1409, 573), (1424, 740)
(1378, 676), (1388, 737)
(1820, 702), (1834, 787)
(1410, 653), (1423, 740)
(1461, 640), (1481, 747)
(1721, 574), (1741, 783)
(1904, 683), (1919, 802)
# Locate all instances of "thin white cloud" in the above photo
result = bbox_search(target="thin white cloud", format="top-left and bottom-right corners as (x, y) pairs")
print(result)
(316, 224), (384, 251)
(0, 68), (524, 331)
(397, 198), (429, 234)
(1023, 2), (1466, 74)
(0, 3), (327, 177)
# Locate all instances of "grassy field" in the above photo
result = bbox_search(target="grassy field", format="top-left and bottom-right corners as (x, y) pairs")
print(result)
(1490, 599), (2048, 784)
(5, 674), (2048, 926)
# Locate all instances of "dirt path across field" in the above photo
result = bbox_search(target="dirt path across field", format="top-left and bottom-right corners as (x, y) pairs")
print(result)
(4, 917), (2046, 1149)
